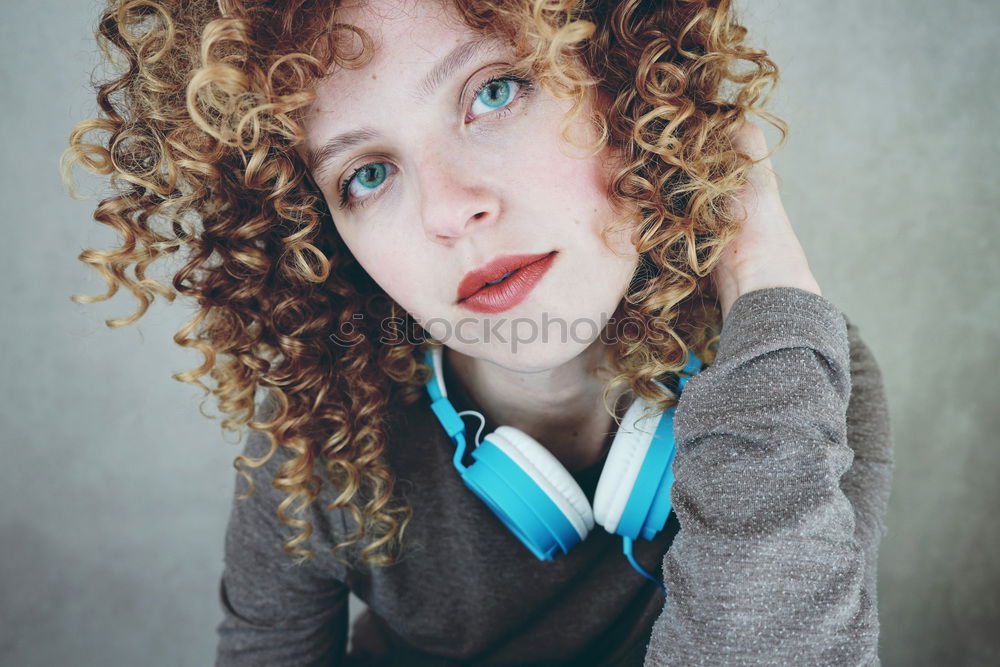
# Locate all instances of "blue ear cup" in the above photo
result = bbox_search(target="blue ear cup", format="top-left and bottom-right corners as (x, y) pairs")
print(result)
(423, 346), (703, 594)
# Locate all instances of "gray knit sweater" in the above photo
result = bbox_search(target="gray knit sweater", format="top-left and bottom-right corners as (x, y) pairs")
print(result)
(215, 286), (894, 666)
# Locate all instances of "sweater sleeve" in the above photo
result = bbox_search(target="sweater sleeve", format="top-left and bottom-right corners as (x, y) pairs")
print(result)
(215, 407), (350, 667)
(644, 286), (894, 666)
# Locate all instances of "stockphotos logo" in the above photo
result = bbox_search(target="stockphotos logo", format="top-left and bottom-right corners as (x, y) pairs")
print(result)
(328, 311), (669, 352)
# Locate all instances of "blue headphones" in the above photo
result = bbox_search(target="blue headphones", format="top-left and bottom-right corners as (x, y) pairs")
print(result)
(423, 346), (703, 595)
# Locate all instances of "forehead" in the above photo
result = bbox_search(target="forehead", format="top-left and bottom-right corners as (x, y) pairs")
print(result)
(329, 0), (488, 77)
(299, 0), (514, 159)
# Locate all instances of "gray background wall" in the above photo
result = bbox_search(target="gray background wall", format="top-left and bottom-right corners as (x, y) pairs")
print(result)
(1, 0), (996, 664)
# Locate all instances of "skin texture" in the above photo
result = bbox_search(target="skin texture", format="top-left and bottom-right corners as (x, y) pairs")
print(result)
(712, 123), (823, 321)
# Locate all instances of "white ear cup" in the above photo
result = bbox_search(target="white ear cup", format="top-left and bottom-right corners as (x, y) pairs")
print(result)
(592, 396), (662, 533)
(430, 346), (448, 398)
(486, 425), (595, 539)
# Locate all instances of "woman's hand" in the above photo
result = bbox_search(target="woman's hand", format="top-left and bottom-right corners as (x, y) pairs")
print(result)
(711, 121), (823, 321)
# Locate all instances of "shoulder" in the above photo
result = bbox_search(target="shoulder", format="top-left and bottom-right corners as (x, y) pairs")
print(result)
(228, 390), (354, 572)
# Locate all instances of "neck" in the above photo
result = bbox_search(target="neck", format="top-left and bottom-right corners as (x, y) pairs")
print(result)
(444, 340), (633, 473)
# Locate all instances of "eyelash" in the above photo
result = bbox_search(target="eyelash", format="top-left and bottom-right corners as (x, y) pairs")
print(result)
(338, 73), (535, 211)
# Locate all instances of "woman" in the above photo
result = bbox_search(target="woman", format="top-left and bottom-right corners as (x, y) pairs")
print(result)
(63, 0), (894, 664)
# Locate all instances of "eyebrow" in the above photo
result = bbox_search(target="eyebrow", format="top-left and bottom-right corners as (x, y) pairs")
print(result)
(305, 36), (499, 180)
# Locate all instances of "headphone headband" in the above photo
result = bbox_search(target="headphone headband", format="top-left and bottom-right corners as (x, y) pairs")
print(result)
(422, 344), (704, 594)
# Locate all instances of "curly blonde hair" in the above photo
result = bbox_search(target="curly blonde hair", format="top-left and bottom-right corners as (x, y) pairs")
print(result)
(62, 0), (787, 569)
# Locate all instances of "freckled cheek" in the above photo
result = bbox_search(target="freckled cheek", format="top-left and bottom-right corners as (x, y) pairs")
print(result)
(363, 250), (430, 308)
(519, 125), (607, 201)
(562, 164), (615, 240)
(517, 150), (606, 218)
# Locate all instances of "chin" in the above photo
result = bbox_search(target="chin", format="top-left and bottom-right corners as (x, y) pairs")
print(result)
(474, 339), (601, 374)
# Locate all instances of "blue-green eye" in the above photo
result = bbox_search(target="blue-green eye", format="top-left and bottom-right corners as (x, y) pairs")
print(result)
(355, 163), (386, 189)
(339, 162), (394, 209)
(470, 76), (530, 117)
(473, 79), (513, 111)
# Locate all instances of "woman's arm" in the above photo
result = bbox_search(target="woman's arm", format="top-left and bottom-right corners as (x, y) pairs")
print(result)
(840, 314), (895, 636)
(643, 286), (893, 665)
(215, 416), (350, 666)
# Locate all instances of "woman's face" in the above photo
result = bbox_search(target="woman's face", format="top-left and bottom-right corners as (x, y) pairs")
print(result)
(299, 0), (639, 372)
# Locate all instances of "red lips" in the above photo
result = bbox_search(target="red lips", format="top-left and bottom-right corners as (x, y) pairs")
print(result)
(456, 251), (556, 303)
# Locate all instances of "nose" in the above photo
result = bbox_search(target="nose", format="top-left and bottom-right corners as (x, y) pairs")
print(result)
(415, 142), (500, 245)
